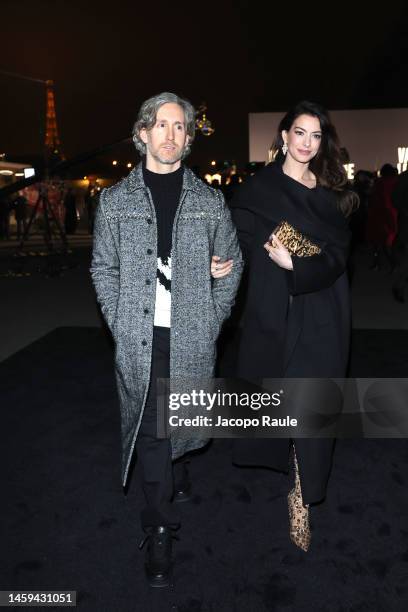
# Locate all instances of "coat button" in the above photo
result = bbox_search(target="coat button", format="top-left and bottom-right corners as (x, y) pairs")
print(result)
(147, 218), (152, 224)
(147, 248), (153, 255)
(146, 279), (151, 285)
(142, 339), (147, 346)
(143, 308), (149, 314)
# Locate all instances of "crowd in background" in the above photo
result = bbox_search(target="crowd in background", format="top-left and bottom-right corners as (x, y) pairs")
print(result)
(0, 184), (100, 240)
(0, 163), (407, 303)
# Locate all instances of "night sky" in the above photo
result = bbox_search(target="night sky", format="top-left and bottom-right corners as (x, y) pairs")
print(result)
(1, 0), (408, 172)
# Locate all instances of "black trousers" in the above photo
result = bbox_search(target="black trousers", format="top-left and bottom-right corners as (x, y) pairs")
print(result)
(136, 327), (182, 530)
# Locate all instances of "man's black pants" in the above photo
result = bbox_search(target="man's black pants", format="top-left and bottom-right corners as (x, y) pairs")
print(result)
(136, 327), (182, 531)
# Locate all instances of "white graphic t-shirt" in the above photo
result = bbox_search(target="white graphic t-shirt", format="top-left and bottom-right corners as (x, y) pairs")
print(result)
(154, 255), (172, 327)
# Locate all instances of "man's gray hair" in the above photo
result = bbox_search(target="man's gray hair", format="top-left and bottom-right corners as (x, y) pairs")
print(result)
(132, 92), (196, 158)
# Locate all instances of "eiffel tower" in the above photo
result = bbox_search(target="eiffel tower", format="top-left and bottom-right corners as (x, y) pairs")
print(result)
(0, 70), (65, 165)
(44, 79), (64, 164)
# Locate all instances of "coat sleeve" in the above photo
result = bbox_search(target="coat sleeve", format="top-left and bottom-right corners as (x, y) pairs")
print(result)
(288, 240), (349, 295)
(89, 190), (120, 330)
(229, 179), (257, 262)
(231, 206), (256, 262)
(211, 191), (244, 324)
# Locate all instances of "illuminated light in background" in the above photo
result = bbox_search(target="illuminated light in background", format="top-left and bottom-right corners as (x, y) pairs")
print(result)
(204, 172), (222, 185)
(83, 176), (88, 180)
(24, 168), (35, 178)
(112, 160), (118, 166)
(15, 172), (24, 177)
(397, 147), (408, 173)
(343, 163), (355, 180)
(127, 163), (132, 168)
(211, 160), (216, 166)
(0, 169), (13, 175)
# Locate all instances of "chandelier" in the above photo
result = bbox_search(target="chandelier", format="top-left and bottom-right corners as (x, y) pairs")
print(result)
(195, 103), (215, 136)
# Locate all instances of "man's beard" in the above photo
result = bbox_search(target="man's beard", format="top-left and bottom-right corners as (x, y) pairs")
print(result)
(150, 144), (186, 165)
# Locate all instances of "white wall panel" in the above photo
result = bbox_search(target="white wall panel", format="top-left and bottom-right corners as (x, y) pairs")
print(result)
(249, 109), (408, 173)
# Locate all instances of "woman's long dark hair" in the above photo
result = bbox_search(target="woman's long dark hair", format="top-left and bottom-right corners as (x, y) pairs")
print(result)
(271, 101), (359, 217)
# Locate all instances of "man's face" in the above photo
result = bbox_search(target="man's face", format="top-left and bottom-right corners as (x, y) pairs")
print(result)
(140, 103), (190, 171)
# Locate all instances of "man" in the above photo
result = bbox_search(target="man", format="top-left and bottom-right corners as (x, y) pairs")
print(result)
(0, 196), (11, 240)
(13, 191), (28, 240)
(90, 92), (242, 587)
(63, 188), (78, 235)
(392, 169), (408, 302)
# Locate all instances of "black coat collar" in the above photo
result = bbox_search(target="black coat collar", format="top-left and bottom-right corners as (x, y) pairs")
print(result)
(231, 161), (350, 248)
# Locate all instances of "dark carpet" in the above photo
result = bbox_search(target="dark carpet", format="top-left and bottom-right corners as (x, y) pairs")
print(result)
(1, 327), (407, 612)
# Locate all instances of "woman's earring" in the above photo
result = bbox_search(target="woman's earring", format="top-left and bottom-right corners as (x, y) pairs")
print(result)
(282, 143), (288, 155)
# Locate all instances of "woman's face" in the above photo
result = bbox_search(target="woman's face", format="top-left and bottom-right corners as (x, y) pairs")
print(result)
(282, 114), (322, 164)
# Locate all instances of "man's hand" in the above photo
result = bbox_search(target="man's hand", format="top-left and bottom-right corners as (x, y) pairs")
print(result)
(211, 255), (233, 278)
(264, 234), (293, 270)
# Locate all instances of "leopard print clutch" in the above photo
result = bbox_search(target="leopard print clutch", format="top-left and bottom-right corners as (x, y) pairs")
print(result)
(271, 220), (321, 257)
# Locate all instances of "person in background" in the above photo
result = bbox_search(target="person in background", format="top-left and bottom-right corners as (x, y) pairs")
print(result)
(366, 164), (398, 270)
(63, 188), (78, 235)
(350, 170), (374, 246)
(224, 174), (241, 202)
(85, 185), (99, 234)
(348, 170), (375, 281)
(13, 191), (28, 240)
(0, 196), (11, 240)
(391, 169), (408, 302)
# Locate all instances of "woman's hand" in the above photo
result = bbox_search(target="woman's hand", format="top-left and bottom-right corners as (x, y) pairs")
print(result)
(264, 235), (293, 270)
(211, 255), (233, 278)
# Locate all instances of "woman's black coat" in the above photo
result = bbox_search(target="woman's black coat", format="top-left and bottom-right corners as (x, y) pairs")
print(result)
(230, 161), (351, 504)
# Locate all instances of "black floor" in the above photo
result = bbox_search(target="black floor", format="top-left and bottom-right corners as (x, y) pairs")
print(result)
(1, 327), (407, 612)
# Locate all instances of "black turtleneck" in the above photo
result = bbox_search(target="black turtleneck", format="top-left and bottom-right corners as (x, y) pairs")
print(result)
(142, 162), (184, 266)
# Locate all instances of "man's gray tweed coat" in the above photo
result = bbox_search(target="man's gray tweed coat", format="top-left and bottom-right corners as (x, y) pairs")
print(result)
(90, 162), (243, 486)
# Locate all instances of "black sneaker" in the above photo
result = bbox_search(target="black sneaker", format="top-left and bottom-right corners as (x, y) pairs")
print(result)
(139, 526), (175, 588)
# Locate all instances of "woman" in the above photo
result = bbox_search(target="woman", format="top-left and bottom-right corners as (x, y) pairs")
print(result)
(213, 101), (358, 551)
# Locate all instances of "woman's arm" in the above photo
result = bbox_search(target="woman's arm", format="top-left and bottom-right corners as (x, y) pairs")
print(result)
(289, 242), (348, 294)
(264, 233), (349, 294)
(211, 206), (256, 278)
